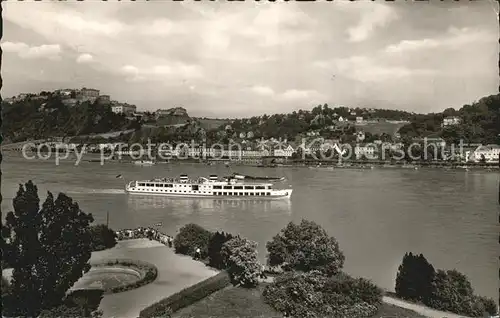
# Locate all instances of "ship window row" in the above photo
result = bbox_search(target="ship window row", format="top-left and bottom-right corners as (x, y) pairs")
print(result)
(214, 192), (271, 196)
(138, 183), (197, 188)
(137, 189), (212, 194)
(212, 185), (270, 190)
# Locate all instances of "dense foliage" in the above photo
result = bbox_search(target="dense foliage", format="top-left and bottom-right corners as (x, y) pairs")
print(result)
(266, 219), (345, 275)
(399, 94), (500, 144)
(395, 252), (435, 303)
(38, 289), (104, 318)
(173, 223), (213, 258)
(207, 231), (234, 269)
(220, 237), (262, 288)
(2, 94), (130, 143)
(2, 181), (95, 316)
(90, 224), (117, 251)
(263, 271), (382, 318)
(395, 253), (498, 317)
(139, 271), (231, 318)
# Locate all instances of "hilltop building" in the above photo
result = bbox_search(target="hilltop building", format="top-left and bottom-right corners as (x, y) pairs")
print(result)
(77, 87), (100, 103)
(112, 103), (137, 115)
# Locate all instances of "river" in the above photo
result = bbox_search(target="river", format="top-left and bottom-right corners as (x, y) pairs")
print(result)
(1, 153), (498, 301)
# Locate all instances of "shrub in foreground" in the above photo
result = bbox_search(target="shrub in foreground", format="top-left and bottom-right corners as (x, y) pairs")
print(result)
(139, 271), (231, 318)
(39, 289), (104, 318)
(395, 253), (497, 317)
(90, 224), (117, 251)
(426, 269), (496, 317)
(207, 231), (234, 269)
(395, 252), (435, 303)
(220, 236), (262, 288)
(263, 270), (382, 318)
(266, 219), (344, 275)
(174, 223), (212, 258)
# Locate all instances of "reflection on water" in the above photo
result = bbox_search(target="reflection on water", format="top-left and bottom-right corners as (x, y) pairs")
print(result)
(127, 195), (292, 214)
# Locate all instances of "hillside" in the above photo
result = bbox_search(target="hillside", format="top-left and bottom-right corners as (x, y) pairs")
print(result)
(195, 118), (230, 130)
(355, 122), (407, 136)
(397, 94), (500, 144)
(2, 94), (132, 143)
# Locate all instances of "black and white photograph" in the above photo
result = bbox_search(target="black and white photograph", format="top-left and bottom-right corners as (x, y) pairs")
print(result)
(1, 1), (499, 317)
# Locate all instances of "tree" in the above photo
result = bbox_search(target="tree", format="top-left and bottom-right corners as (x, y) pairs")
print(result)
(174, 223), (213, 258)
(3, 181), (44, 316)
(207, 231), (234, 270)
(426, 269), (476, 316)
(395, 252), (436, 303)
(90, 224), (117, 251)
(266, 219), (345, 275)
(3, 181), (95, 315)
(220, 237), (262, 288)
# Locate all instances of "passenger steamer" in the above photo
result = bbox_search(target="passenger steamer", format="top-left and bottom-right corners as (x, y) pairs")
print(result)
(125, 175), (292, 199)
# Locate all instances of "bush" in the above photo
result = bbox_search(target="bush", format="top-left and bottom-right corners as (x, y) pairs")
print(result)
(90, 224), (117, 251)
(220, 237), (262, 288)
(263, 271), (382, 318)
(394, 253), (498, 317)
(395, 252), (435, 303)
(323, 273), (383, 308)
(207, 231), (234, 269)
(425, 269), (477, 316)
(263, 271), (326, 317)
(174, 223), (213, 258)
(266, 219), (344, 275)
(139, 271), (231, 318)
(474, 296), (498, 316)
(38, 289), (104, 318)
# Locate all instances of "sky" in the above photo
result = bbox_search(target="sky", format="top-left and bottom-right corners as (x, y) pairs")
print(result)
(1, 0), (499, 118)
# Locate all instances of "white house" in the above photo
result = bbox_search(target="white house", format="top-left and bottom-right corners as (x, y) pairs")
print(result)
(354, 144), (377, 159)
(442, 116), (461, 127)
(273, 145), (295, 157)
(469, 144), (500, 163)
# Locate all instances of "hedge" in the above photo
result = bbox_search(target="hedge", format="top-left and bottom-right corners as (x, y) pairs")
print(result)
(139, 271), (231, 318)
(87, 259), (158, 295)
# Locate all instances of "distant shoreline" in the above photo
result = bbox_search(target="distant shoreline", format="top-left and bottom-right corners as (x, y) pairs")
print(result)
(3, 152), (498, 170)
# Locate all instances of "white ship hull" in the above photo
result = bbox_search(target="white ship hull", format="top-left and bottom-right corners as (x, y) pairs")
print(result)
(125, 175), (292, 200)
(126, 190), (292, 199)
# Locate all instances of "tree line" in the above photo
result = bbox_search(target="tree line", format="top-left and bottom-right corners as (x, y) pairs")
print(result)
(1, 181), (117, 317)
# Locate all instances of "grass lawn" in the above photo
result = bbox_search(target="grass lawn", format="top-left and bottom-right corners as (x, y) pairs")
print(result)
(174, 283), (427, 318)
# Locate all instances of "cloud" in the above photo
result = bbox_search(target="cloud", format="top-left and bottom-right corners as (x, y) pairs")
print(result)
(1, 1), (497, 117)
(347, 4), (398, 42)
(76, 53), (93, 63)
(385, 26), (494, 54)
(280, 89), (322, 100)
(137, 18), (187, 36)
(54, 13), (124, 36)
(120, 63), (204, 82)
(2, 41), (61, 60)
(251, 85), (275, 96)
(317, 56), (435, 83)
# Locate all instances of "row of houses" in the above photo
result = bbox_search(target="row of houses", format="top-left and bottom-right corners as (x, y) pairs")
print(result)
(25, 137), (499, 162)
